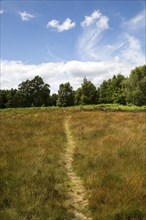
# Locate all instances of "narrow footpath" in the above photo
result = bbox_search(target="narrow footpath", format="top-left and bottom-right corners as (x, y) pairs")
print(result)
(64, 116), (92, 220)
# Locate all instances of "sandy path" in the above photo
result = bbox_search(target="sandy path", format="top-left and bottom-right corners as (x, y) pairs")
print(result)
(64, 116), (92, 220)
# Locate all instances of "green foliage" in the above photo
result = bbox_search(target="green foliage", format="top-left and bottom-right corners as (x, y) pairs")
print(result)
(0, 65), (146, 108)
(81, 78), (97, 104)
(50, 93), (58, 106)
(124, 65), (146, 106)
(0, 90), (9, 108)
(57, 82), (74, 107)
(98, 80), (110, 104)
(75, 78), (97, 105)
(0, 89), (22, 108)
(92, 104), (146, 111)
(98, 74), (126, 104)
(6, 89), (20, 108)
(75, 87), (82, 105)
(18, 76), (50, 107)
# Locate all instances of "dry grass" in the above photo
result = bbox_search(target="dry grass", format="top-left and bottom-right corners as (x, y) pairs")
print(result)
(0, 108), (73, 220)
(70, 111), (146, 220)
(0, 108), (145, 220)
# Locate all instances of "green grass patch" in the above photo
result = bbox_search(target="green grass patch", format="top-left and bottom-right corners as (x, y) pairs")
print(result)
(81, 104), (146, 112)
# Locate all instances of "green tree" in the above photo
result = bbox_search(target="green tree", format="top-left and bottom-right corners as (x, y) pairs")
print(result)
(18, 76), (50, 107)
(98, 80), (110, 104)
(6, 89), (20, 108)
(17, 79), (32, 107)
(81, 78), (97, 104)
(109, 74), (126, 104)
(124, 65), (146, 106)
(75, 87), (82, 105)
(75, 78), (97, 105)
(31, 76), (50, 106)
(50, 93), (58, 106)
(0, 90), (9, 108)
(98, 74), (126, 104)
(57, 82), (74, 107)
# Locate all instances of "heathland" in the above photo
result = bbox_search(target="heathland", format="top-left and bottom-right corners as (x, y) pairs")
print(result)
(0, 106), (145, 220)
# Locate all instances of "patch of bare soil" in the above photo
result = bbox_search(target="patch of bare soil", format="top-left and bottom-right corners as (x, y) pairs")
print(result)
(64, 116), (92, 220)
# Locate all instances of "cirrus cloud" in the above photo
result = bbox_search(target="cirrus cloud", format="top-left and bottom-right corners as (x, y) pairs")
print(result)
(122, 9), (146, 31)
(78, 10), (109, 61)
(77, 8), (145, 67)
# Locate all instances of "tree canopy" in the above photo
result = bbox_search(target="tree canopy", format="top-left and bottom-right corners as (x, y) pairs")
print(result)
(124, 65), (146, 106)
(17, 76), (50, 107)
(57, 82), (74, 107)
(98, 74), (126, 104)
(0, 65), (146, 108)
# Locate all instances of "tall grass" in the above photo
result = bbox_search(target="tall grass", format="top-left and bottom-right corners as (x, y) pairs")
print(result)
(0, 108), (73, 220)
(70, 111), (146, 220)
(1, 107), (145, 219)
(79, 104), (146, 112)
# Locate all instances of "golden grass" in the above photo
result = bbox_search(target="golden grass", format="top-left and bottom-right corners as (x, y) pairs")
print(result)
(70, 111), (146, 220)
(0, 108), (145, 219)
(0, 108), (73, 220)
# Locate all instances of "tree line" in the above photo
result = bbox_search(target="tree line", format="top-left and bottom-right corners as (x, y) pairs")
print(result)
(0, 65), (146, 108)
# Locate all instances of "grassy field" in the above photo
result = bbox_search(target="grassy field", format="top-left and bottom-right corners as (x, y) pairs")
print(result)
(0, 107), (146, 220)
(70, 111), (146, 220)
(0, 108), (74, 220)
(77, 104), (146, 112)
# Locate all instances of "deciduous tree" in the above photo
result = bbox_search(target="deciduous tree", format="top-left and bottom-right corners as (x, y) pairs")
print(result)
(57, 82), (74, 107)
(124, 65), (146, 106)
(18, 76), (50, 107)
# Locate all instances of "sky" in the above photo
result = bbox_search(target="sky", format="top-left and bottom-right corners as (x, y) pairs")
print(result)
(0, 0), (146, 93)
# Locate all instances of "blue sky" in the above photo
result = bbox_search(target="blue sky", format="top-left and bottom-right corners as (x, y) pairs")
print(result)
(1, 0), (146, 93)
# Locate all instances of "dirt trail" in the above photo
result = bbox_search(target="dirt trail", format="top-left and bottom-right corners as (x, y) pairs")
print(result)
(64, 116), (92, 220)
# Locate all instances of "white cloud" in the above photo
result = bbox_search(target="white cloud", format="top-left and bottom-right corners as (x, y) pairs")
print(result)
(19, 11), (34, 21)
(122, 9), (146, 31)
(81, 10), (109, 29)
(46, 18), (76, 32)
(0, 60), (65, 93)
(1, 9), (145, 93)
(47, 20), (59, 28)
(100, 33), (145, 66)
(81, 10), (101, 27)
(0, 9), (5, 14)
(1, 59), (143, 93)
(119, 34), (145, 65)
(78, 10), (109, 61)
(97, 15), (109, 30)
(77, 8), (145, 69)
